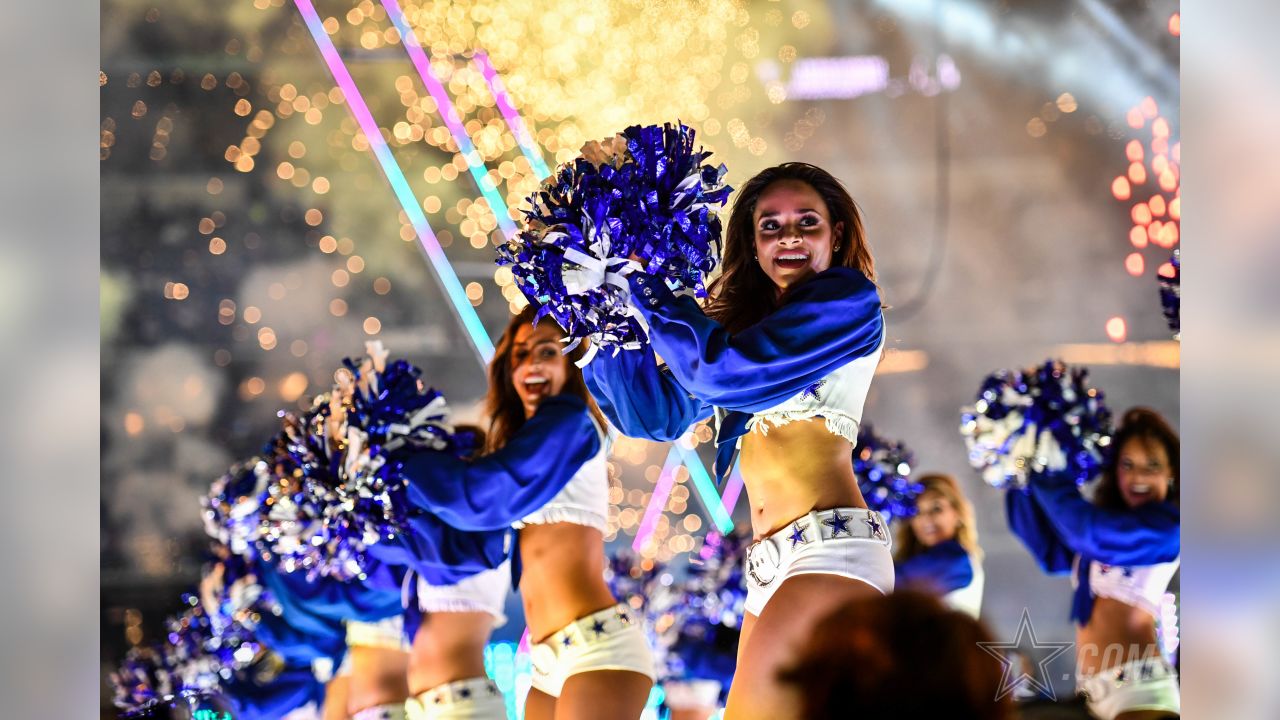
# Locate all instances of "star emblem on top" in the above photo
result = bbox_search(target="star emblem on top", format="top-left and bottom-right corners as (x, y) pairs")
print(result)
(864, 514), (885, 540)
(788, 522), (810, 547)
(976, 608), (1074, 701)
(823, 511), (851, 537)
(800, 379), (826, 401)
(590, 619), (607, 636)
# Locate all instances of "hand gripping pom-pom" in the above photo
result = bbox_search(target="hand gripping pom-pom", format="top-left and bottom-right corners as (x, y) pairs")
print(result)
(852, 425), (923, 524)
(256, 343), (466, 580)
(960, 360), (1114, 489)
(497, 122), (731, 365)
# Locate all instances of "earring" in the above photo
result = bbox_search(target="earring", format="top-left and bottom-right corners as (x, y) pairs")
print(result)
(834, 244), (841, 252)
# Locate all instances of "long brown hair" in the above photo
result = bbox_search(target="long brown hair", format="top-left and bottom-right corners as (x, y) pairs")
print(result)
(703, 162), (875, 334)
(483, 306), (606, 453)
(1093, 407), (1180, 510)
(895, 473), (983, 563)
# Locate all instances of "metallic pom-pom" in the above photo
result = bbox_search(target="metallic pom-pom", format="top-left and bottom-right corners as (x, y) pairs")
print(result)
(960, 360), (1113, 489)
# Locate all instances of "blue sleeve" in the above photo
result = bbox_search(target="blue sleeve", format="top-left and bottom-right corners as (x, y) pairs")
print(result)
(225, 662), (326, 720)
(582, 345), (712, 441)
(368, 516), (511, 582)
(401, 394), (602, 531)
(895, 540), (975, 594)
(252, 605), (346, 667)
(257, 561), (402, 626)
(628, 266), (884, 412)
(1005, 487), (1075, 574)
(1028, 472), (1180, 566)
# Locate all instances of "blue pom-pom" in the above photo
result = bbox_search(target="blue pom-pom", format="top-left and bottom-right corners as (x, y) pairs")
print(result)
(1158, 249), (1180, 339)
(254, 346), (466, 581)
(852, 425), (922, 524)
(203, 459), (271, 559)
(960, 360), (1113, 489)
(498, 122), (731, 362)
(604, 529), (750, 695)
(112, 579), (270, 715)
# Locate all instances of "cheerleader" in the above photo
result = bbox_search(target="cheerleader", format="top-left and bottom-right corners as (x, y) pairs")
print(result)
(323, 367), (516, 720)
(583, 162), (887, 719)
(894, 473), (985, 618)
(396, 308), (654, 720)
(1006, 408), (1180, 719)
(254, 558), (412, 720)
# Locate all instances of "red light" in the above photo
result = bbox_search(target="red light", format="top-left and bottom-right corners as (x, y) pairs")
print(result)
(1111, 176), (1132, 200)
(1159, 170), (1178, 192)
(1132, 204), (1153, 225)
(1129, 226), (1149, 249)
(1125, 253), (1145, 276)
(1169, 197), (1180, 221)
(1149, 195), (1167, 217)
(1140, 97), (1159, 119)
(1106, 316), (1128, 343)
(1126, 140), (1144, 162)
(1158, 261), (1176, 279)
(1152, 118), (1170, 139)
(1128, 162), (1148, 184)
(1127, 108), (1145, 129)
(1169, 13), (1180, 36)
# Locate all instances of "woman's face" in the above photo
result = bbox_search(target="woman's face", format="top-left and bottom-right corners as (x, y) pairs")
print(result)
(510, 321), (568, 418)
(1116, 437), (1173, 508)
(909, 490), (961, 548)
(752, 179), (843, 292)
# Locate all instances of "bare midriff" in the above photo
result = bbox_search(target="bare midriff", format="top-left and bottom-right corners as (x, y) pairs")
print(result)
(1076, 597), (1163, 676)
(518, 522), (618, 642)
(739, 417), (867, 539)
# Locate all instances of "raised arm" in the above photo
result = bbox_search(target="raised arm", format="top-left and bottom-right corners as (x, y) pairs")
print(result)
(895, 539), (975, 595)
(400, 394), (602, 531)
(628, 266), (884, 413)
(1005, 486), (1076, 574)
(583, 343), (712, 441)
(1028, 471), (1180, 566)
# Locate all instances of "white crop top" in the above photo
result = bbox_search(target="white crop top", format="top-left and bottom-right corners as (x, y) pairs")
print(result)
(1076, 556), (1180, 620)
(744, 334), (885, 443)
(512, 421), (612, 532)
(943, 560), (985, 620)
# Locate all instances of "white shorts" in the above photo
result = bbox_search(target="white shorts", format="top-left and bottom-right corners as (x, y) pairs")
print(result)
(348, 614), (411, 651)
(529, 604), (656, 697)
(335, 615), (412, 677)
(743, 507), (894, 617)
(662, 679), (722, 710)
(415, 561), (512, 628)
(1077, 656), (1180, 720)
(406, 676), (507, 720)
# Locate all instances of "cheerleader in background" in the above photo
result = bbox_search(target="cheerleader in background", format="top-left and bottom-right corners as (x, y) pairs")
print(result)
(195, 551), (348, 720)
(323, 348), (520, 720)
(894, 473), (985, 618)
(253, 557), (411, 720)
(396, 308), (654, 720)
(584, 162), (888, 720)
(1006, 408), (1180, 720)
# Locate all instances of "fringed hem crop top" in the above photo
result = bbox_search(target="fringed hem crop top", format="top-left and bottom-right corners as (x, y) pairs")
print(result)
(585, 266), (884, 481)
(513, 421), (612, 532)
